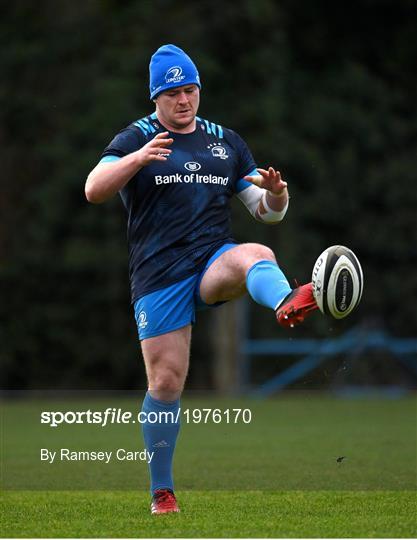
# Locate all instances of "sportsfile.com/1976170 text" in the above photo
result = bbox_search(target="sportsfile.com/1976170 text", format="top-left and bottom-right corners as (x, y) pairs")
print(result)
(40, 408), (252, 428)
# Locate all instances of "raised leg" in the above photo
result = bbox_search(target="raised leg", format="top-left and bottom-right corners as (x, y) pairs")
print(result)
(199, 242), (291, 309)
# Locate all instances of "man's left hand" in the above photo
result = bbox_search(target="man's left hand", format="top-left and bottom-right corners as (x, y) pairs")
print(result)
(244, 167), (287, 196)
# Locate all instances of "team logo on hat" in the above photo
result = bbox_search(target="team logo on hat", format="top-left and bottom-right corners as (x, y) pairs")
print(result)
(165, 66), (185, 84)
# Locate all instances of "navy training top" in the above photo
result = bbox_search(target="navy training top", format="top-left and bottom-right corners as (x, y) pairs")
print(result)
(100, 113), (256, 303)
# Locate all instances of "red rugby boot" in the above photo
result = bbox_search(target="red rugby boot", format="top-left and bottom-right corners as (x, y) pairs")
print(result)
(151, 489), (180, 515)
(276, 282), (318, 328)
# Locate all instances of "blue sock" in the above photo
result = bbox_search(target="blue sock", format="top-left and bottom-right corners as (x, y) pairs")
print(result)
(246, 260), (292, 310)
(141, 392), (180, 494)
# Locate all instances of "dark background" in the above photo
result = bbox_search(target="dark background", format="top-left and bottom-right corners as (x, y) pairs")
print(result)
(1, 0), (416, 390)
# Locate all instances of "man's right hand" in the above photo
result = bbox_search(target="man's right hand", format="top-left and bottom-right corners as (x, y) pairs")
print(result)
(135, 131), (173, 166)
(85, 132), (174, 204)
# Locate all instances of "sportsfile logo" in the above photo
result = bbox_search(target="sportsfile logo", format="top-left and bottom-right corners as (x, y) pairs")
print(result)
(165, 66), (185, 84)
(40, 408), (252, 427)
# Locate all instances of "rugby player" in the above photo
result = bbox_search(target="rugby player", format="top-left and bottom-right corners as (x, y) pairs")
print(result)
(85, 44), (318, 514)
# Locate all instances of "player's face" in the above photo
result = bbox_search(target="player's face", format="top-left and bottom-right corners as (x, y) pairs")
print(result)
(155, 85), (200, 132)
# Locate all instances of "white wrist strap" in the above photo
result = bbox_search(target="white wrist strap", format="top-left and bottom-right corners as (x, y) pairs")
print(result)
(260, 191), (289, 222)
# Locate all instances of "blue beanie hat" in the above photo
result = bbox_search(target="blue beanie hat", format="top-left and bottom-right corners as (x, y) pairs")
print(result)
(149, 44), (201, 100)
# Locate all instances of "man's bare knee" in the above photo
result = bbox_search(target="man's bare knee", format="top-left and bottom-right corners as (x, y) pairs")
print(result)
(149, 368), (185, 397)
(244, 243), (276, 263)
(199, 243), (278, 304)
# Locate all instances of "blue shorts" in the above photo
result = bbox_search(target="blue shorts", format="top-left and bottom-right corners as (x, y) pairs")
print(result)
(133, 243), (238, 340)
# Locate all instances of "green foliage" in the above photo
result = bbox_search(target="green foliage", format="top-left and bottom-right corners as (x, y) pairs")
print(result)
(1, 1), (416, 388)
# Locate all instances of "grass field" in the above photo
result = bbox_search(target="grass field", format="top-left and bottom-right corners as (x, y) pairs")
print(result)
(1, 490), (415, 537)
(1, 394), (416, 537)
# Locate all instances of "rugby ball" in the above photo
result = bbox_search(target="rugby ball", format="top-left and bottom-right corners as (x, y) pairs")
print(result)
(312, 245), (363, 319)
